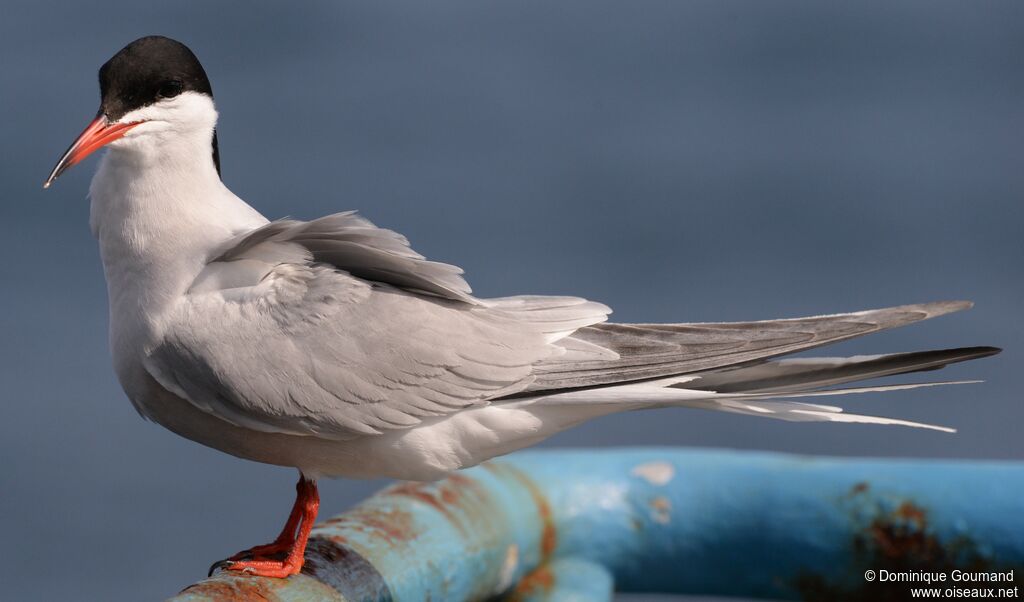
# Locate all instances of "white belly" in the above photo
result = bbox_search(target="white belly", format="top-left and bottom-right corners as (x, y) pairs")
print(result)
(129, 369), (555, 482)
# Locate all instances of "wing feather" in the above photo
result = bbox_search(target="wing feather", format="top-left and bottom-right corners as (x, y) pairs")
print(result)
(147, 214), (610, 439)
(528, 301), (973, 391)
(211, 212), (476, 302)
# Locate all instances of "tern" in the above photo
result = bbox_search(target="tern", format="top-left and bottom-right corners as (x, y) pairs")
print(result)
(45, 36), (998, 578)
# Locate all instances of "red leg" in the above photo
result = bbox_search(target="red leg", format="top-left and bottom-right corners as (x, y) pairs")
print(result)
(221, 475), (320, 578)
(227, 478), (306, 561)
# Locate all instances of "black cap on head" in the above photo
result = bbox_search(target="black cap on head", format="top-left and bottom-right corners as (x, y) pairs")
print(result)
(99, 36), (220, 174)
(99, 36), (212, 120)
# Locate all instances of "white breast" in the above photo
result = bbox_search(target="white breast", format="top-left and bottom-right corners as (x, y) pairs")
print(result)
(87, 94), (268, 409)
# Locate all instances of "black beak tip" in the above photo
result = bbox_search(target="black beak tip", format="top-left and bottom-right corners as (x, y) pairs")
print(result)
(43, 159), (71, 189)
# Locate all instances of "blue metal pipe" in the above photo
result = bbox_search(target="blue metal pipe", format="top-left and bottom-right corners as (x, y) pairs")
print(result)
(171, 448), (1024, 601)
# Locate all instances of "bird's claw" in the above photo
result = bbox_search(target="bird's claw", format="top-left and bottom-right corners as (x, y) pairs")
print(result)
(207, 559), (234, 577)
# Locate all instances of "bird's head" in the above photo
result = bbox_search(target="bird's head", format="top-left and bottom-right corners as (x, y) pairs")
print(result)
(44, 35), (220, 188)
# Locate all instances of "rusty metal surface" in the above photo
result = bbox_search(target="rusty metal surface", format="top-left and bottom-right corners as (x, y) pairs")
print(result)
(168, 448), (1024, 601)
(504, 558), (613, 602)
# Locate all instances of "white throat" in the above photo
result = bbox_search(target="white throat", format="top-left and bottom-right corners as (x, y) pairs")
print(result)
(89, 92), (267, 350)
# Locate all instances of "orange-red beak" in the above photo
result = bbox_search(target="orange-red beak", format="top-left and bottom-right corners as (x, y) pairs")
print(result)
(43, 114), (143, 189)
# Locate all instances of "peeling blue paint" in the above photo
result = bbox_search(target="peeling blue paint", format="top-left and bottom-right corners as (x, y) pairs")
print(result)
(171, 448), (1024, 601)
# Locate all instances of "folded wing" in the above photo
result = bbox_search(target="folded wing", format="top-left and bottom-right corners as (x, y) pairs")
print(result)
(145, 213), (610, 439)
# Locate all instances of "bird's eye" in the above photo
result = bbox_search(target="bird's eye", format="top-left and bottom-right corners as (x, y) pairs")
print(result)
(157, 81), (183, 99)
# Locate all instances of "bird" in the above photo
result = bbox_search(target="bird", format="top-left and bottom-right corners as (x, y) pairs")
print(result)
(44, 35), (999, 579)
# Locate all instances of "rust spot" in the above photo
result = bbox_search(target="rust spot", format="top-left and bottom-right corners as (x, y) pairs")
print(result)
(893, 501), (926, 524)
(181, 578), (274, 602)
(506, 565), (555, 601)
(649, 496), (672, 524)
(866, 508), (941, 563)
(484, 462), (558, 561)
(320, 506), (418, 546)
(538, 501), (556, 558)
(326, 533), (349, 545)
(793, 489), (1022, 601)
(380, 472), (495, 542)
(386, 482), (443, 508)
(384, 482), (461, 532)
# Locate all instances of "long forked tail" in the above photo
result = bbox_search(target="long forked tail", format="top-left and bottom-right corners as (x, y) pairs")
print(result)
(512, 301), (1000, 433)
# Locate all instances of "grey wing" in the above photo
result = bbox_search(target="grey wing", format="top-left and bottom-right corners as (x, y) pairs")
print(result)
(145, 213), (610, 439)
(683, 346), (999, 394)
(529, 301), (975, 391)
(210, 211), (477, 302)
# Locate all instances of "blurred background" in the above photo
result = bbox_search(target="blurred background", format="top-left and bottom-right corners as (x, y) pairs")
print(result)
(1, 1), (1021, 600)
